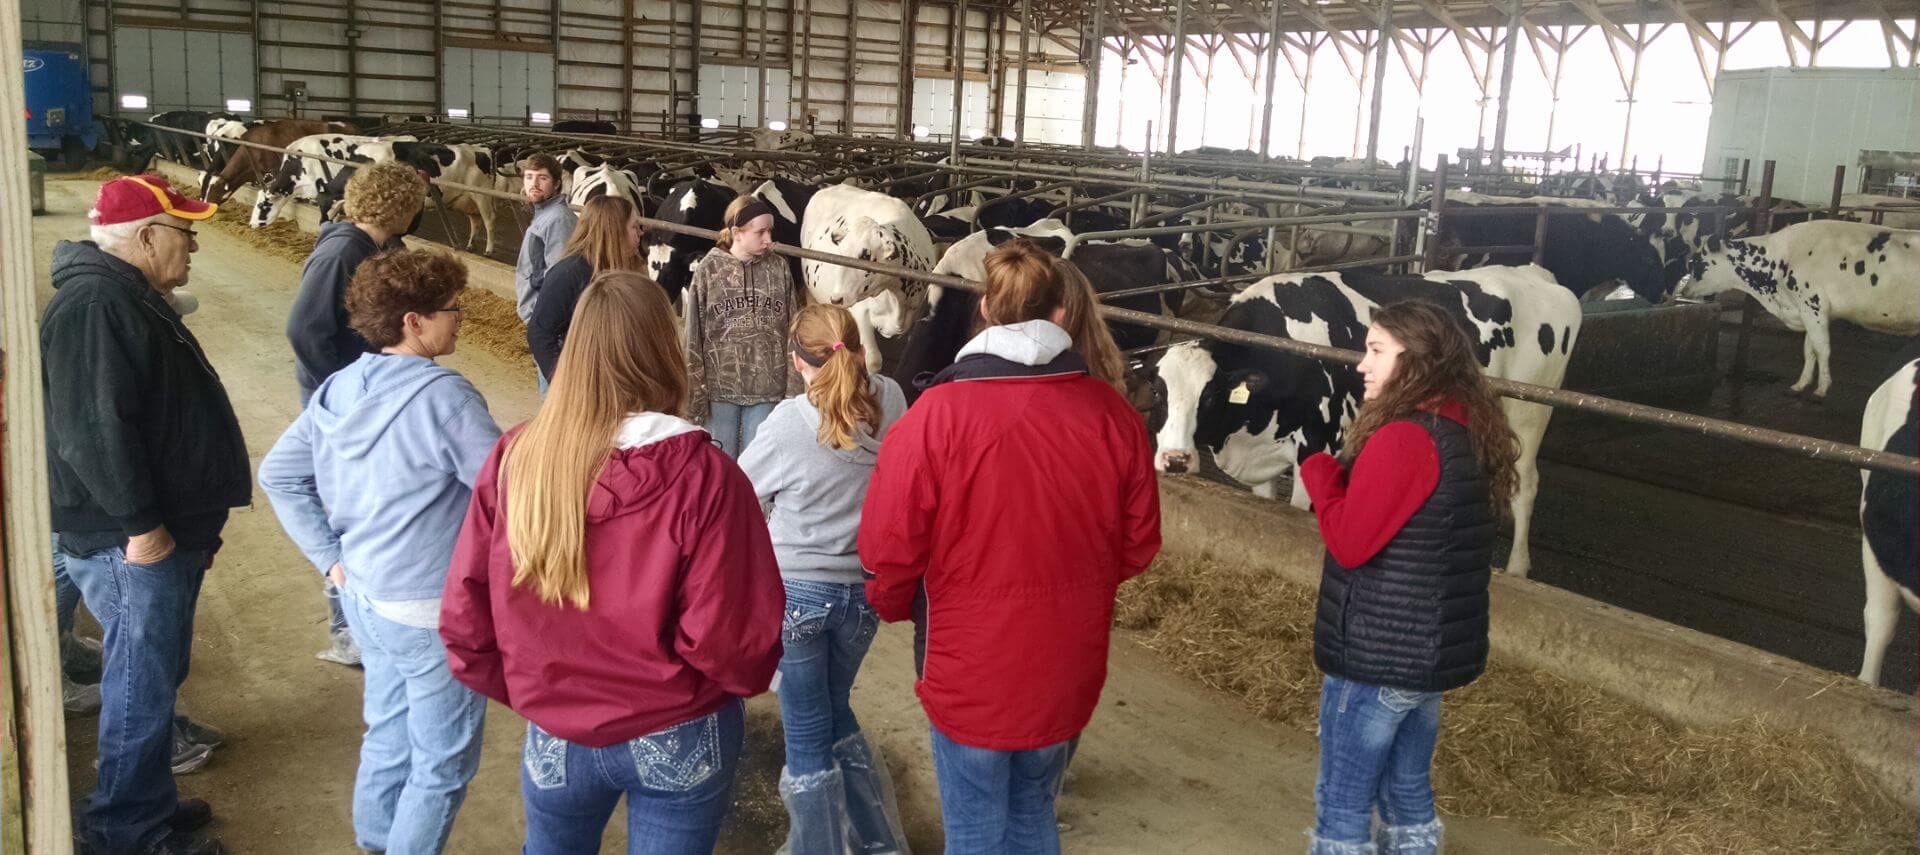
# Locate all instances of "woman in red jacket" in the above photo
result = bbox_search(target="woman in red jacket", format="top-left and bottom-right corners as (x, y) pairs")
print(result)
(440, 270), (785, 855)
(859, 238), (1162, 854)
(1298, 299), (1519, 855)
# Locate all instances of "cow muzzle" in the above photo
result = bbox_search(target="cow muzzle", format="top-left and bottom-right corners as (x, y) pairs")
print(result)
(1157, 450), (1194, 474)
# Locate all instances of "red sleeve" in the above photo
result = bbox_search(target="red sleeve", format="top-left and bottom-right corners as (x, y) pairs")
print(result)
(674, 456), (786, 697)
(440, 437), (511, 705)
(1298, 421), (1439, 570)
(1117, 403), (1162, 579)
(859, 404), (938, 622)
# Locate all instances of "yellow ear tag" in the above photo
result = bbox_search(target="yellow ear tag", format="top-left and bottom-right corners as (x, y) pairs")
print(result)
(1228, 382), (1251, 405)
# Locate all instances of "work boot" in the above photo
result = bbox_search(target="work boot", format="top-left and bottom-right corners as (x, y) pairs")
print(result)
(63, 672), (101, 716)
(834, 731), (912, 854)
(91, 730), (213, 775)
(776, 766), (848, 855)
(315, 629), (362, 667)
(167, 799), (213, 833)
(139, 828), (224, 855)
(61, 630), (104, 676)
(174, 716), (226, 749)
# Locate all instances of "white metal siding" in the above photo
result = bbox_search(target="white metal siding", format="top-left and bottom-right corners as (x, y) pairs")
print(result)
(113, 27), (256, 113)
(698, 64), (793, 126)
(22, 0), (85, 45)
(444, 47), (557, 121)
(1704, 67), (1920, 203)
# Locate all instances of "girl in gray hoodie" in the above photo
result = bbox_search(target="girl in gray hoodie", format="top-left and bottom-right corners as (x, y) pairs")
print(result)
(738, 304), (911, 855)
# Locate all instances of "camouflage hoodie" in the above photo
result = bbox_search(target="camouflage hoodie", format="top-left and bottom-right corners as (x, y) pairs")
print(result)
(684, 247), (801, 422)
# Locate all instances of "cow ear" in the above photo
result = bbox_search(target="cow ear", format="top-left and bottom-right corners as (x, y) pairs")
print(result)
(986, 228), (1015, 247)
(828, 221), (848, 244)
(1029, 236), (1068, 256)
(880, 237), (902, 261)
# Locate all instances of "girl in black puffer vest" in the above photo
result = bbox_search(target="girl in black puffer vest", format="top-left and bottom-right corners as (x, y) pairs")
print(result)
(1297, 299), (1520, 855)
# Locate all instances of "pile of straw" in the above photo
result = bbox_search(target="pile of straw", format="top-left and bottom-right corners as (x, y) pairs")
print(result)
(456, 288), (535, 371)
(1114, 555), (1915, 854)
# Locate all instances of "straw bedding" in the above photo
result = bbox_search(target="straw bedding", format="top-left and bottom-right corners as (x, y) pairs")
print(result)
(1113, 554), (1915, 854)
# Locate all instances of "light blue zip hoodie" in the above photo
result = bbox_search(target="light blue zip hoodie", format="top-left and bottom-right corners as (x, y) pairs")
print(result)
(259, 352), (502, 602)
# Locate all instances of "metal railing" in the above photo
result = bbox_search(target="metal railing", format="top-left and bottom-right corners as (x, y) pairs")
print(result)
(122, 119), (1920, 478)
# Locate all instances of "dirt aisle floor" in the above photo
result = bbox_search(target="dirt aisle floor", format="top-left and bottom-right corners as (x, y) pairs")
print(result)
(35, 176), (1564, 854)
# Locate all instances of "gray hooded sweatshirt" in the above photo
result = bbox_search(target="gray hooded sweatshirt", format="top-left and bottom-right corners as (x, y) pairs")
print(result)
(737, 374), (908, 584)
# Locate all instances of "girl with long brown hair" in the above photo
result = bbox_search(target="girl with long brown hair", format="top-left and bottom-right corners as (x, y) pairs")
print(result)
(1297, 298), (1519, 855)
(736, 304), (910, 855)
(441, 270), (784, 855)
(685, 194), (798, 457)
(526, 195), (644, 386)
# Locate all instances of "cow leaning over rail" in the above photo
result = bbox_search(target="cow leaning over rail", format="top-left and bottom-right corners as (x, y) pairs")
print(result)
(800, 184), (938, 372)
(1150, 264), (1581, 579)
(1678, 220), (1920, 399)
(1856, 356), (1918, 686)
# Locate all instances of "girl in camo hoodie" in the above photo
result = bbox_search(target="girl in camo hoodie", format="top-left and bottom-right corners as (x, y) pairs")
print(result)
(684, 195), (801, 457)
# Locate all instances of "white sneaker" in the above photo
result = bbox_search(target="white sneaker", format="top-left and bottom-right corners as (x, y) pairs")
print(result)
(62, 673), (101, 716)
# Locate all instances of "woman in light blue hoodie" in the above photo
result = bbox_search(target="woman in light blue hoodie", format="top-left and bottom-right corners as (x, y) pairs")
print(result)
(738, 304), (912, 855)
(260, 248), (501, 855)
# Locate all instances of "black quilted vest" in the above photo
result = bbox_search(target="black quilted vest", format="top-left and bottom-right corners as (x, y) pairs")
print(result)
(1313, 412), (1494, 692)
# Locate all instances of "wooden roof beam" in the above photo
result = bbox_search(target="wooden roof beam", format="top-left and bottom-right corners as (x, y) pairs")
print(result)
(1661, 0), (1725, 49)
(1412, 0), (1490, 50)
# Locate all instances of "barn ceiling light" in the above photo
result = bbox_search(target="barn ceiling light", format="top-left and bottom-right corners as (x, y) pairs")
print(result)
(767, 120), (788, 131)
(700, 117), (721, 129)
(119, 93), (148, 110)
(530, 112), (552, 124)
(225, 98), (251, 113)
(446, 107), (469, 118)
(966, 127), (985, 139)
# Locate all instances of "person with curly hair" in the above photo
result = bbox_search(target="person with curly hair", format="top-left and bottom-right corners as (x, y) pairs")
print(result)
(260, 248), (502, 855)
(286, 158), (430, 666)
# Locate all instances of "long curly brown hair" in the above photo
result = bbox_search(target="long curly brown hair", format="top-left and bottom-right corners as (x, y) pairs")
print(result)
(1337, 299), (1520, 518)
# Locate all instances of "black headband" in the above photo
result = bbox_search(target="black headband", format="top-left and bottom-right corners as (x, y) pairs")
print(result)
(733, 200), (775, 229)
(791, 334), (848, 368)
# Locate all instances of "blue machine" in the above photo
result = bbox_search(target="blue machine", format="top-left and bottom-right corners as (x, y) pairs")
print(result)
(24, 43), (102, 162)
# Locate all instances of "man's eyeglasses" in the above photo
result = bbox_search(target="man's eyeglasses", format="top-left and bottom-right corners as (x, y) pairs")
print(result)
(146, 222), (198, 242)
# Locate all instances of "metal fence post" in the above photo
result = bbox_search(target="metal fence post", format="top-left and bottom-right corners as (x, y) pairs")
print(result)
(1422, 155), (1448, 271)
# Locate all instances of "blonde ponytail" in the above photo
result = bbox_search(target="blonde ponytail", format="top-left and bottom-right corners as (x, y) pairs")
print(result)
(792, 304), (883, 450)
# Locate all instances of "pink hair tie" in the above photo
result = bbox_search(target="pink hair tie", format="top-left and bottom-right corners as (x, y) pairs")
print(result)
(830, 341), (846, 352)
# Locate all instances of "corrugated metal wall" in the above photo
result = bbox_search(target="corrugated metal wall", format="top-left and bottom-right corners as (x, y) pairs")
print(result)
(69, 0), (1087, 135)
(21, 0), (86, 45)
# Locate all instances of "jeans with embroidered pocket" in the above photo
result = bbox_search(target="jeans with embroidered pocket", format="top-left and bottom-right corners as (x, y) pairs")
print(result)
(520, 698), (744, 855)
(1311, 674), (1445, 855)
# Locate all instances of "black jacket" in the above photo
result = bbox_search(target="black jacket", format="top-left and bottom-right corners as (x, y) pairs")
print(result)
(288, 222), (398, 400)
(42, 241), (252, 551)
(1313, 412), (1494, 692)
(526, 254), (592, 380)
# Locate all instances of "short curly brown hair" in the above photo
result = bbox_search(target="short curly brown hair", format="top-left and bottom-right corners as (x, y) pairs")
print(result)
(342, 160), (428, 229)
(346, 249), (468, 347)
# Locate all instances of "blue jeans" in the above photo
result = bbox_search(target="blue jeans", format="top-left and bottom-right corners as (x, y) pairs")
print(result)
(1312, 674), (1445, 855)
(341, 592), (487, 854)
(53, 544), (81, 638)
(536, 367), (548, 397)
(62, 544), (210, 853)
(928, 725), (1073, 855)
(778, 580), (880, 773)
(707, 400), (776, 459)
(520, 699), (744, 855)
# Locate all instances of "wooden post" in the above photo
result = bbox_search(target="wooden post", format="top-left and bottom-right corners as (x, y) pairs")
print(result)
(1732, 160), (1776, 380)
(1423, 154), (1449, 271)
(1737, 158), (1751, 195)
(1079, 0), (1104, 150)
(1828, 164), (1845, 218)
(0, 0), (76, 850)
(1531, 206), (1550, 266)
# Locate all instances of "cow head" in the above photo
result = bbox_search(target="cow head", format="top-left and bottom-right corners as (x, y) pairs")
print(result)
(1152, 336), (1357, 498)
(1676, 234), (1730, 300)
(807, 216), (903, 306)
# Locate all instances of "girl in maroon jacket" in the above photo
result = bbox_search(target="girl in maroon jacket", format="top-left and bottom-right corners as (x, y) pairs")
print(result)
(440, 270), (785, 855)
(1298, 299), (1519, 855)
(859, 239), (1161, 854)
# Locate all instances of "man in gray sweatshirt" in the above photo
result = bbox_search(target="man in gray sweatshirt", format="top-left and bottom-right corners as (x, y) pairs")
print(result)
(515, 154), (577, 324)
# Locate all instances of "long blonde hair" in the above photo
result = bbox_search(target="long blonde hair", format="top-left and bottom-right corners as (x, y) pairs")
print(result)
(562, 196), (643, 274)
(502, 270), (685, 608)
(792, 304), (883, 450)
(1053, 257), (1127, 394)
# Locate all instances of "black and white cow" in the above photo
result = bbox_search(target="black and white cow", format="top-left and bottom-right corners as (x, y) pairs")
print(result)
(389, 142), (501, 254)
(1857, 356), (1919, 686)
(552, 119), (619, 135)
(141, 110), (223, 172)
(250, 134), (416, 228)
(1434, 198), (1666, 302)
(1678, 220), (1920, 398)
(567, 162), (645, 208)
(1151, 264), (1581, 578)
(199, 117), (259, 198)
(801, 183), (939, 372)
(646, 177), (738, 304)
(751, 176), (819, 286)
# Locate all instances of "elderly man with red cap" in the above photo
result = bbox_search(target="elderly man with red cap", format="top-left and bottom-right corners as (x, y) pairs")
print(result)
(44, 175), (250, 855)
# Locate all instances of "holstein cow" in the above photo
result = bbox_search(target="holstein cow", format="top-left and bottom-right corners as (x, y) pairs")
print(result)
(801, 184), (938, 372)
(892, 219), (1190, 402)
(552, 119), (619, 135)
(199, 118), (258, 198)
(251, 134), (416, 228)
(646, 177), (738, 304)
(389, 142), (502, 254)
(202, 119), (350, 204)
(1679, 220), (1920, 398)
(1841, 194), (1920, 231)
(139, 110), (225, 172)
(751, 176), (819, 285)
(1151, 265), (1581, 578)
(1433, 198), (1666, 302)
(567, 162), (645, 208)
(1856, 356), (1919, 686)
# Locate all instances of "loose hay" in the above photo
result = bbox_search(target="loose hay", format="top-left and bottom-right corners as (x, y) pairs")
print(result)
(457, 288), (536, 370)
(1115, 555), (1916, 854)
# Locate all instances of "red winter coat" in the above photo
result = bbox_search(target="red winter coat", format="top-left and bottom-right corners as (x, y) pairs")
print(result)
(440, 415), (785, 747)
(859, 343), (1161, 751)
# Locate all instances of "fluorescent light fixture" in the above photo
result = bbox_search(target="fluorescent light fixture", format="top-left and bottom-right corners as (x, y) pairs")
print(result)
(966, 127), (985, 139)
(120, 93), (148, 110)
(224, 98), (251, 113)
(913, 124), (930, 138)
(700, 117), (721, 129)
(530, 112), (552, 124)
(447, 107), (469, 118)
(767, 120), (788, 131)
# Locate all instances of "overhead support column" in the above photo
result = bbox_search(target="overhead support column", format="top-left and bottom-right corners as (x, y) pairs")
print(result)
(1620, 21), (1648, 166)
(951, 0), (967, 161)
(1364, 1), (1393, 168)
(1012, 0), (1031, 152)
(1488, 0), (1523, 181)
(1080, 0), (1106, 150)
(1256, 0), (1285, 159)
(1164, 0), (1188, 153)
(897, 0), (919, 137)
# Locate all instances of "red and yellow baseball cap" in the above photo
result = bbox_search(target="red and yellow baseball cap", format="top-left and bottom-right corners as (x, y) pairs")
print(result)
(88, 174), (216, 226)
